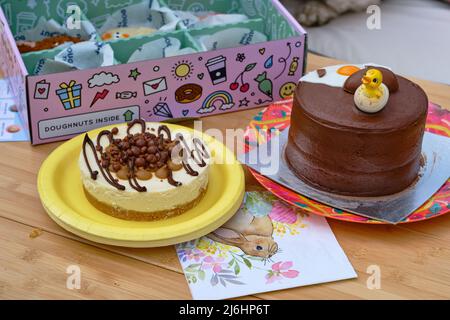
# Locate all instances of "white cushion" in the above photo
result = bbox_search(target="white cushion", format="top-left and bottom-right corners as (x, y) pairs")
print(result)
(306, 0), (450, 84)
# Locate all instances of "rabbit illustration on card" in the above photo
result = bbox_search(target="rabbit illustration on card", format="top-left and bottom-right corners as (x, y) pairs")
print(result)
(207, 192), (279, 259)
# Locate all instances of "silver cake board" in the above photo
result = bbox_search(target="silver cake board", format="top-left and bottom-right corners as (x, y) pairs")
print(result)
(238, 129), (450, 224)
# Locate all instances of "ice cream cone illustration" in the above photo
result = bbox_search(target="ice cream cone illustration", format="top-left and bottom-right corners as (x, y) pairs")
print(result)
(254, 72), (273, 99)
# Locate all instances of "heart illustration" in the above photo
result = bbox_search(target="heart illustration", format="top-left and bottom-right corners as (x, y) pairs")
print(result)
(259, 48), (266, 55)
(151, 84), (159, 90)
(38, 88), (46, 94)
(197, 73), (204, 80)
(182, 109), (189, 116)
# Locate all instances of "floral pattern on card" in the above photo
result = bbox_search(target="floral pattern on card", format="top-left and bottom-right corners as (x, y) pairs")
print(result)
(176, 191), (356, 299)
(177, 192), (306, 287)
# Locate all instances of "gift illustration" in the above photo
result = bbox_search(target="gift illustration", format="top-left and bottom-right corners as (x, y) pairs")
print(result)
(55, 81), (82, 110)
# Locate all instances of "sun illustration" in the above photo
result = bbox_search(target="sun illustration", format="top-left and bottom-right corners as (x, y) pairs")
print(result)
(171, 60), (194, 81)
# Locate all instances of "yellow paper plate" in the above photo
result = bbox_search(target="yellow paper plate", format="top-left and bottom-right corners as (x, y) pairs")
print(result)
(38, 123), (245, 247)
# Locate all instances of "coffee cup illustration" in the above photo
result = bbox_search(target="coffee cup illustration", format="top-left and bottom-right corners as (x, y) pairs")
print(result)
(206, 55), (227, 85)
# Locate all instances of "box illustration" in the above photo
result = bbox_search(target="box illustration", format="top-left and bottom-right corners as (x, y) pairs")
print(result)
(0, 0), (307, 144)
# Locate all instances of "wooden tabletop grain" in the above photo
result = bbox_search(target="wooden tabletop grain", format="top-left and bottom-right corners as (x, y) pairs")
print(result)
(1, 54), (449, 300)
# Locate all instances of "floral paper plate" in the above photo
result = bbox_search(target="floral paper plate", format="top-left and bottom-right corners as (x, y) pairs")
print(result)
(243, 100), (450, 224)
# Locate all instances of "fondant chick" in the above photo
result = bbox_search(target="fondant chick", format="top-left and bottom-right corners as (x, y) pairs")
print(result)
(354, 68), (389, 113)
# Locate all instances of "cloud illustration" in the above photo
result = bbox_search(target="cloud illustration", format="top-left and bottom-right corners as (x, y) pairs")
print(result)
(219, 102), (235, 111)
(197, 106), (216, 114)
(88, 72), (120, 88)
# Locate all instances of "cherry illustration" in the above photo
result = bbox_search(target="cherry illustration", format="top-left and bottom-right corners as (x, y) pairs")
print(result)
(230, 63), (257, 94)
(230, 82), (239, 91)
(240, 83), (250, 93)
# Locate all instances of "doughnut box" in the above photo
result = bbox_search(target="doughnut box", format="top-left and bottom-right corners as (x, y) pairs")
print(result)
(0, 0), (306, 144)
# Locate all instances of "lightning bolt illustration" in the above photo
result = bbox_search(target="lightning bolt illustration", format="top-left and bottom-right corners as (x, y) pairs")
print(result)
(89, 89), (109, 108)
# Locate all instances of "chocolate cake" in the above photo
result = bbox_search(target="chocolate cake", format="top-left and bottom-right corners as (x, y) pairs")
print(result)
(285, 64), (428, 196)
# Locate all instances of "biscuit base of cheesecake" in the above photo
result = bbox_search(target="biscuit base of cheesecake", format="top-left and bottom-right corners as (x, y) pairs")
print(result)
(84, 186), (207, 221)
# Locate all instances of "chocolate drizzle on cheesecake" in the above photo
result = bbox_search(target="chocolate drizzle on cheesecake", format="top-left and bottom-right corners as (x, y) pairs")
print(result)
(181, 157), (198, 176)
(96, 130), (113, 149)
(158, 124), (172, 141)
(192, 138), (209, 168)
(176, 133), (210, 176)
(82, 134), (125, 191)
(82, 135), (99, 180)
(167, 170), (182, 187)
(127, 158), (147, 192)
(126, 119), (145, 135)
(82, 121), (208, 192)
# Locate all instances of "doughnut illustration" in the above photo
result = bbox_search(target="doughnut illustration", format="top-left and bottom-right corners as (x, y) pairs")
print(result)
(175, 84), (203, 104)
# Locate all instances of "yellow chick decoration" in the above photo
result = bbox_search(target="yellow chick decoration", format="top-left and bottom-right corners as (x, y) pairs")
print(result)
(354, 68), (389, 113)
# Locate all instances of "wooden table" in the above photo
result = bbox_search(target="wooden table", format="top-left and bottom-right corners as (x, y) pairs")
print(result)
(1, 54), (449, 300)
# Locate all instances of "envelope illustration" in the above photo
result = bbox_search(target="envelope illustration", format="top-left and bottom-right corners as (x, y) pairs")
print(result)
(143, 77), (167, 96)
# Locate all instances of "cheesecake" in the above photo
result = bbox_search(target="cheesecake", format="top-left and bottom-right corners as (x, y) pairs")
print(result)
(79, 120), (209, 220)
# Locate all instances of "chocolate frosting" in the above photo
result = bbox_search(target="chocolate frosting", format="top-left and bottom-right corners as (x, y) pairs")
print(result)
(343, 66), (399, 94)
(286, 70), (428, 196)
(298, 75), (427, 131)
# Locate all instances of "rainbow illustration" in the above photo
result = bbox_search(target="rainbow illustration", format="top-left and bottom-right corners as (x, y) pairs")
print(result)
(197, 90), (235, 114)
